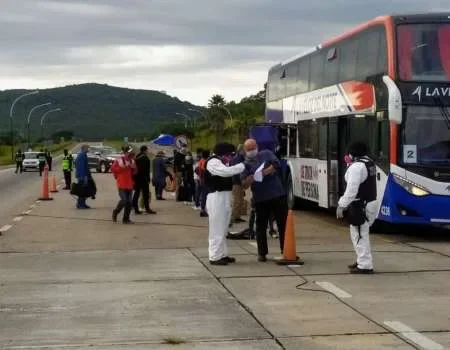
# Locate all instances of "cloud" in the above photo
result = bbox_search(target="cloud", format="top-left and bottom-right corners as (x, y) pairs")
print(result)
(1, 0), (450, 105)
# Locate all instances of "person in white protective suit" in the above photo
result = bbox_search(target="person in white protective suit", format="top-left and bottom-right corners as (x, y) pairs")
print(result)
(336, 142), (377, 274)
(205, 143), (245, 265)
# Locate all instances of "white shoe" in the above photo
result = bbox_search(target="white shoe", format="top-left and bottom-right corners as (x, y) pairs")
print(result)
(192, 206), (201, 211)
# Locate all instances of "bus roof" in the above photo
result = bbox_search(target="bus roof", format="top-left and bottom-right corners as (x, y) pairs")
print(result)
(268, 12), (450, 74)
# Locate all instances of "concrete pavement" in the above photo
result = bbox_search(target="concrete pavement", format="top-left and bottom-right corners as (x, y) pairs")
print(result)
(0, 171), (449, 349)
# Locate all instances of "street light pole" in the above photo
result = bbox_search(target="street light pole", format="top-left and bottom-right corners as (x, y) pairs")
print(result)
(175, 113), (191, 128)
(218, 105), (233, 122)
(40, 108), (62, 140)
(9, 90), (39, 159)
(27, 102), (51, 147)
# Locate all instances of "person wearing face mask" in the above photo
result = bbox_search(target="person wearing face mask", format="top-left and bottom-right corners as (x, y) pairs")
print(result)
(241, 138), (287, 262)
(336, 141), (377, 274)
(111, 145), (137, 224)
(205, 143), (245, 265)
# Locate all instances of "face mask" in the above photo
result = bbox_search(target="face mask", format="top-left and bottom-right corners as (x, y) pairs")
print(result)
(246, 149), (258, 159)
(344, 154), (353, 165)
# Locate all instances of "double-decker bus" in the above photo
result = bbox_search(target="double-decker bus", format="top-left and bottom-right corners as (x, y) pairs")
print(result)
(265, 13), (450, 227)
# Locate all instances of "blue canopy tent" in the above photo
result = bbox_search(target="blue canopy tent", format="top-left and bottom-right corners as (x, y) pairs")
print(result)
(151, 134), (176, 146)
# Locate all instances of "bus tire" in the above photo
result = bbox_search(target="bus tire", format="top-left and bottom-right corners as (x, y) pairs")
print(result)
(286, 172), (298, 209)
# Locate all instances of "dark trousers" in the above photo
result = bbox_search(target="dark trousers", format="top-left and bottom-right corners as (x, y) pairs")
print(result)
(154, 182), (164, 199)
(194, 181), (201, 207)
(254, 196), (288, 256)
(39, 163), (45, 176)
(15, 162), (22, 173)
(132, 181), (150, 212)
(115, 189), (133, 222)
(200, 184), (209, 212)
(63, 170), (71, 189)
(47, 158), (52, 171)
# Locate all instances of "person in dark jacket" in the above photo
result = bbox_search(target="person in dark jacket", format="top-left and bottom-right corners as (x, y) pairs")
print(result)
(74, 144), (91, 209)
(15, 150), (24, 174)
(132, 145), (156, 215)
(183, 152), (195, 204)
(152, 151), (167, 200)
(173, 148), (187, 201)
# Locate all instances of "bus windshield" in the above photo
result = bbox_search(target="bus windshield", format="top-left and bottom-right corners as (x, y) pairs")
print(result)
(398, 23), (450, 82)
(403, 106), (450, 164)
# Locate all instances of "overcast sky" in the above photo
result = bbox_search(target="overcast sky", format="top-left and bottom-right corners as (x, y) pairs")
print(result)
(1, 0), (449, 106)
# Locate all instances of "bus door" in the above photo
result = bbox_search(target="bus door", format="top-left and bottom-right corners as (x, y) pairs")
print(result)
(337, 117), (350, 197)
(317, 119), (329, 208)
(328, 118), (340, 207)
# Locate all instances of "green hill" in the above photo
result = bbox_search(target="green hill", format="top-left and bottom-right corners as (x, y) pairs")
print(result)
(0, 83), (201, 140)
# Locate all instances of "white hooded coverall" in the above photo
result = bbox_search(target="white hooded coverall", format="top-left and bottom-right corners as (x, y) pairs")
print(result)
(338, 161), (377, 270)
(206, 158), (245, 262)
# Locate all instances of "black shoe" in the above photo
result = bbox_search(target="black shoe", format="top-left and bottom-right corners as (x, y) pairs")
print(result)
(123, 220), (135, 225)
(210, 258), (228, 266)
(224, 256), (236, 263)
(349, 267), (374, 274)
(112, 210), (118, 222)
(234, 218), (246, 223)
(258, 255), (267, 262)
(348, 262), (358, 269)
(145, 209), (157, 215)
(200, 212), (208, 218)
(135, 211), (143, 215)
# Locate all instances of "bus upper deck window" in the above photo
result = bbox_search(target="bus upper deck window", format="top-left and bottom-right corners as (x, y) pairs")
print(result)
(438, 25), (450, 80)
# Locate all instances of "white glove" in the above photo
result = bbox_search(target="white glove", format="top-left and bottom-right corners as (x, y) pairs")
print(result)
(336, 206), (345, 220)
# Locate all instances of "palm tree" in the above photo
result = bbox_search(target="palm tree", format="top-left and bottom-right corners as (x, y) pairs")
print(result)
(207, 94), (227, 142)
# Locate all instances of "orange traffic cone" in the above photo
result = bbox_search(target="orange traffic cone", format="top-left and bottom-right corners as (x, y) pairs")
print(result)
(276, 210), (304, 266)
(39, 165), (53, 201)
(50, 174), (59, 193)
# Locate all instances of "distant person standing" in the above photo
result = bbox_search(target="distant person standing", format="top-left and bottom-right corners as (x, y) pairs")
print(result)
(112, 146), (137, 224)
(74, 144), (91, 209)
(198, 149), (210, 217)
(38, 150), (47, 177)
(45, 149), (53, 172)
(62, 149), (73, 190)
(152, 151), (167, 200)
(193, 148), (203, 210)
(173, 148), (187, 201)
(132, 145), (156, 215)
(183, 152), (195, 205)
(14, 150), (24, 174)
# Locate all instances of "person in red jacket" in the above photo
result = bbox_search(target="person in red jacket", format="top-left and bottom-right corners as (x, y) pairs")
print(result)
(111, 145), (137, 224)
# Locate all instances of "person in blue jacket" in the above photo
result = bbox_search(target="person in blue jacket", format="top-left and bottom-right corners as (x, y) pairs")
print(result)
(75, 144), (91, 209)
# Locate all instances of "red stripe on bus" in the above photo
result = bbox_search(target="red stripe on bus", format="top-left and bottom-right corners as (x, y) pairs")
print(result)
(390, 122), (398, 165)
(340, 81), (375, 111)
(322, 16), (396, 79)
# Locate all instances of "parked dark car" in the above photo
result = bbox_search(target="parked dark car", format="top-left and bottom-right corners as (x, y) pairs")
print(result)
(87, 146), (121, 173)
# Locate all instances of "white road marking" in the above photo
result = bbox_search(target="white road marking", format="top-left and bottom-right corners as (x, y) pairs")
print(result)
(0, 225), (12, 233)
(36, 200), (41, 203)
(384, 321), (443, 350)
(30, 204), (36, 209)
(13, 216), (23, 222)
(316, 281), (352, 298)
(23, 210), (32, 215)
(248, 242), (257, 248)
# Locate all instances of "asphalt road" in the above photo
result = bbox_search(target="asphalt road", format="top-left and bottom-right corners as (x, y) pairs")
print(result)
(0, 143), (103, 229)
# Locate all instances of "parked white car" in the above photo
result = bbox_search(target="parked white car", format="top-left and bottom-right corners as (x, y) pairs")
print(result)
(22, 152), (40, 171)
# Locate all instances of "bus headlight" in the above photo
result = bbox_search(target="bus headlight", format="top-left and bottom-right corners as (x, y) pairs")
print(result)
(393, 174), (430, 197)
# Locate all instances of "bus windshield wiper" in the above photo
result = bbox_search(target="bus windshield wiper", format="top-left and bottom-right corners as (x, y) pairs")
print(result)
(434, 97), (450, 130)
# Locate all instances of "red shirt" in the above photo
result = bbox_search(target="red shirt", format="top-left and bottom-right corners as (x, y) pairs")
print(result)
(111, 156), (136, 190)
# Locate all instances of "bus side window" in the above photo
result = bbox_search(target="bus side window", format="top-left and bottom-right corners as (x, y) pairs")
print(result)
(299, 120), (318, 158)
(289, 127), (297, 157)
(318, 119), (328, 160)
